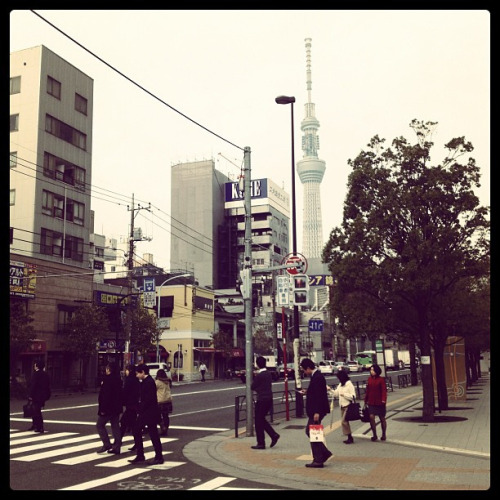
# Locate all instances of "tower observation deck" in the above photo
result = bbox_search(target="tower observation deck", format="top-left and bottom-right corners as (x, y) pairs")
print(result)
(297, 38), (326, 260)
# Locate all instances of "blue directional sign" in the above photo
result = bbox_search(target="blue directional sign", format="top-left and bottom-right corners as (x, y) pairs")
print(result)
(144, 278), (155, 292)
(308, 319), (324, 332)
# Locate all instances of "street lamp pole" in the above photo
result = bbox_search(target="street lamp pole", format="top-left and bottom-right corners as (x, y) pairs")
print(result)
(276, 95), (304, 417)
(156, 273), (191, 362)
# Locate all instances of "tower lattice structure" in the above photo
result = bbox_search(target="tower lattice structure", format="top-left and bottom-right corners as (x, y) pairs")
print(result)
(297, 38), (326, 260)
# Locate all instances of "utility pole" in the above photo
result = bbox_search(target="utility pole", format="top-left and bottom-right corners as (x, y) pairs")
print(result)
(242, 146), (254, 437)
(124, 194), (151, 363)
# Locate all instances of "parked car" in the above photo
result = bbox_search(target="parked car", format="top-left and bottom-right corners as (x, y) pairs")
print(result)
(333, 361), (350, 374)
(347, 361), (361, 372)
(145, 362), (171, 379)
(317, 360), (335, 375)
(278, 363), (304, 380)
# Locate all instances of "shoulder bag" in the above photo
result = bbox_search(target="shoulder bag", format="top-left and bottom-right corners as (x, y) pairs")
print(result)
(345, 397), (362, 422)
(23, 400), (34, 419)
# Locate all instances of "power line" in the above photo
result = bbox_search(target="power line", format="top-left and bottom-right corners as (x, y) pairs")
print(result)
(31, 10), (244, 153)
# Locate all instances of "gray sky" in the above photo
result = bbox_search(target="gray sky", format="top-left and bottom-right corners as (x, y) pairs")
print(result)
(10, 9), (490, 271)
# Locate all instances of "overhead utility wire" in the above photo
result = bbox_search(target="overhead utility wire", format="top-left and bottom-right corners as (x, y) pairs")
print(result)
(32, 10), (244, 153)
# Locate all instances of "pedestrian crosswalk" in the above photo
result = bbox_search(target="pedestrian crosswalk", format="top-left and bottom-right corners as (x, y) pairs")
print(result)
(10, 428), (277, 490)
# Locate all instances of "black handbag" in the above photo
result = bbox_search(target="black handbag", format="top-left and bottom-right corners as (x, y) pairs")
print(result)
(361, 406), (371, 423)
(23, 400), (34, 418)
(345, 399), (362, 421)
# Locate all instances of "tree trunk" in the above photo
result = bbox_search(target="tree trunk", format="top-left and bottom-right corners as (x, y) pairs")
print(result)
(409, 341), (419, 385)
(433, 339), (449, 411)
(419, 322), (435, 422)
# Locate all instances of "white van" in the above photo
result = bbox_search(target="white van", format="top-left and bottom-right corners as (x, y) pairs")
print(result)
(145, 362), (170, 379)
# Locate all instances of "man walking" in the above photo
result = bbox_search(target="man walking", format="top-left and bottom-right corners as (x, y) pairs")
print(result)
(250, 356), (280, 450)
(128, 363), (164, 465)
(28, 360), (51, 434)
(199, 362), (207, 382)
(300, 358), (332, 468)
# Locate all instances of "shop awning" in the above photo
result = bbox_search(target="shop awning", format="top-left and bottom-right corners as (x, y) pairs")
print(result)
(193, 347), (220, 353)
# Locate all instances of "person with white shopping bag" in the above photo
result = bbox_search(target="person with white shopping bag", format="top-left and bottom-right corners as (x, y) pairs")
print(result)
(299, 358), (333, 468)
(329, 369), (356, 444)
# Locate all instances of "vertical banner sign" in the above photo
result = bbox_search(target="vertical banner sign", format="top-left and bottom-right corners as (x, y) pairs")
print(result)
(143, 278), (156, 308)
(276, 275), (290, 306)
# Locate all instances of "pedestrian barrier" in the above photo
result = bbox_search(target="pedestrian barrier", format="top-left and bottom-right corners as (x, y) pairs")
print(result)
(234, 389), (298, 438)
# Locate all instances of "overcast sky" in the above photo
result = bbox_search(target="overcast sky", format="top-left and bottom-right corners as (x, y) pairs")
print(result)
(10, 9), (490, 271)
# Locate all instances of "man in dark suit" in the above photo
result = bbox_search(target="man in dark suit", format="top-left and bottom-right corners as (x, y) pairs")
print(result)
(128, 364), (164, 465)
(300, 358), (332, 468)
(250, 356), (280, 450)
(28, 360), (51, 433)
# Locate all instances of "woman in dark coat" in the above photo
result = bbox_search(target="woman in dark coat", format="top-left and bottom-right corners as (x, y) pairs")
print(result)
(120, 364), (141, 449)
(96, 362), (123, 454)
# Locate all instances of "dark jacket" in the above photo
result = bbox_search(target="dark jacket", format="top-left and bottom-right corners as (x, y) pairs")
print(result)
(305, 369), (330, 418)
(251, 369), (273, 401)
(98, 372), (123, 417)
(137, 374), (160, 424)
(123, 372), (141, 410)
(29, 369), (51, 405)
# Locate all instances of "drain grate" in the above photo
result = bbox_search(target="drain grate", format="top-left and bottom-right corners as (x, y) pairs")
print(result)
(393, 415), (468, 423)
(282, 425), (306, 430)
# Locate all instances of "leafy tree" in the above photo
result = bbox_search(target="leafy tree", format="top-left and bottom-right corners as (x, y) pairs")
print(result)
(61, 304), (111, 388)
(211, 329), (233, 358)
(128, 304), (159, 358)
(254, 328), (274, 354)
(10, 299), (35, 371)
(322, 120), (489, 421)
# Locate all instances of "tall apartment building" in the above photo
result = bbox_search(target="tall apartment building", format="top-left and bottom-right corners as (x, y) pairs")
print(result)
(10, 45), (94, 268)
(10, 45), (96, 386)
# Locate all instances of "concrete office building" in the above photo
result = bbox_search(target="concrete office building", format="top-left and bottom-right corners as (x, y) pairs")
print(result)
(170, 160), (230, 289)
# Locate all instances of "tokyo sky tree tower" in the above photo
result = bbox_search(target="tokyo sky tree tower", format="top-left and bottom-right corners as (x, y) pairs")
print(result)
(297, 38), (326, 260)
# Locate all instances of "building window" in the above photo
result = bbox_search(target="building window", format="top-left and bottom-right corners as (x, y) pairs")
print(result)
(10, 152), (17, 169)
(64, 235), (84, 261)
(10, 76), (21, 94)
(47, 76), (61, 99)
(10, 114), (19, 132)
(45, 114), (87, 150)
(41, 228), (63, 256)
(57, 305), (76, 335)
(95, 247), (104, 258)
(75, 93), (88, 115)
(65, 199), (85, 225)
(10, 189), (16, 206)
(43, 152), (86, 191)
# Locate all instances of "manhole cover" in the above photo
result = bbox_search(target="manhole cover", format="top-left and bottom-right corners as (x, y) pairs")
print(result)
(393, 415), (468, 423)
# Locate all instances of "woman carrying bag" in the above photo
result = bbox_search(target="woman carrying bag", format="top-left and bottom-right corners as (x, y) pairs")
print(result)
(155, 369), (173, 436)
(329, 369), (356, 444)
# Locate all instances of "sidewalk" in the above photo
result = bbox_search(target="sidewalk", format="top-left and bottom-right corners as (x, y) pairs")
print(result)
(184, 374), (490, 490)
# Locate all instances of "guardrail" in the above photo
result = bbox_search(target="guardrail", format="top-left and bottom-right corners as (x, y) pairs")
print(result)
(234, 377), (395, 437)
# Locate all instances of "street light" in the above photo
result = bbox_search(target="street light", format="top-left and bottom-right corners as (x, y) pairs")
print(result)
(156, 273), (191, 362)
(276, 95), (304, 417)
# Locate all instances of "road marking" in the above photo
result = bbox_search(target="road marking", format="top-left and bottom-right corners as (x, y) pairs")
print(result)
(10, 434), (97, 455)
(189, 477), (237, 490)
(9, 432), (77, 444)
(58, 468), (150, 490)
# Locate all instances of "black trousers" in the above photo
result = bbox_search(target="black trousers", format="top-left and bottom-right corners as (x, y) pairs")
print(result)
(305, 415), (331, 463)
(254, 399), (278, 446)
(132, 413), (162, 459)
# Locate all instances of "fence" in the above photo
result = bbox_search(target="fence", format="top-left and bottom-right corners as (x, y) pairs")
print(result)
(234, 376), (396, 437)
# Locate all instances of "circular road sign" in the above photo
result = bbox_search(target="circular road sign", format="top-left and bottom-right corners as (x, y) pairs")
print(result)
(283, 253), (308, 275)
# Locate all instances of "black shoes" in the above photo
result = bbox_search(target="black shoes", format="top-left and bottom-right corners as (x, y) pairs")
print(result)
(371, 436), (378, 441)
(270, 434), (280, 448)
(96, 445), (112, 453)
(381, 434), (386, 441)
(322, 450), (333, 462)
(147, 457), (164, 465)
(343, 437), (354, 444)
(107, 448), (121, 455)
(251, 445), (265, 450)
(128, 456), (146, 464)
(305, 462), (324, 468)
(34, 429), (44, 434)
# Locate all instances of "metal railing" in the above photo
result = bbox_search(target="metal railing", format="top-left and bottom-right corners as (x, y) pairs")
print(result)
(234, 377), (395, 437)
